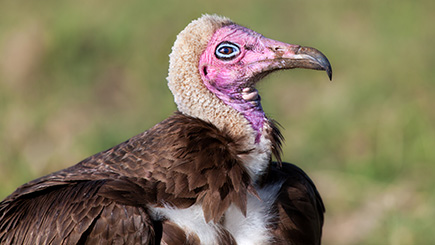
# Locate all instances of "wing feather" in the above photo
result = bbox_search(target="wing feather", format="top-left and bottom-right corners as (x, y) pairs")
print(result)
(0, 180), (157, 244)
(0, 113), (255, 243)
(266, 162), (325, 245)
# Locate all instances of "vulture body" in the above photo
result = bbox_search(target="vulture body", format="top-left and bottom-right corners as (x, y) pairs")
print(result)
(0, 15), (330, 244)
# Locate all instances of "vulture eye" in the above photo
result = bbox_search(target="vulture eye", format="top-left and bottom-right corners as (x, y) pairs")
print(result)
(215, 42), (240, 60)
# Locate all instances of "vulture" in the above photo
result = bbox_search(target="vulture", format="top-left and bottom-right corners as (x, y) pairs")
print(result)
(0, 15), (331, 244)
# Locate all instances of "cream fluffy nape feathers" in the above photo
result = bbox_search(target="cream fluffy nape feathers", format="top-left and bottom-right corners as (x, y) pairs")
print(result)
(168, 15), (252, 141)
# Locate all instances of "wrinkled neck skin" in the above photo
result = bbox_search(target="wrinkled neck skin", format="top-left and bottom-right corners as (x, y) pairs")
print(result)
(205, 81), (265, 142)
(199, 25), (267, 142)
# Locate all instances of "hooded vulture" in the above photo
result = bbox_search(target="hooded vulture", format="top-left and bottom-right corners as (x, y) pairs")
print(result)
(0, 15), (331, 244)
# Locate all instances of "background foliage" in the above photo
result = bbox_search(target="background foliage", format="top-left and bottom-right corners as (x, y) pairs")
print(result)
(1, 0), (433, 244)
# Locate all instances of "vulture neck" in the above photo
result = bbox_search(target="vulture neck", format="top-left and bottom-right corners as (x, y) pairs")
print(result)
(167, 15), (279, 179)
(169, 65), (274, 178)
(186, 90), (273, 179)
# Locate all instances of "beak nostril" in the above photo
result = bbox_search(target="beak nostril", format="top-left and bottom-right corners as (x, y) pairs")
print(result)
(268, 46), (283, 52)
(292, 45), (302, 54)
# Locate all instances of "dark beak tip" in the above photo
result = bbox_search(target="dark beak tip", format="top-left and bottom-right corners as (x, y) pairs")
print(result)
(302, 46), (332, 81)
(319, 54), (332, 81)
(318, 55), (332, 81)
(326, 67), (332, 81)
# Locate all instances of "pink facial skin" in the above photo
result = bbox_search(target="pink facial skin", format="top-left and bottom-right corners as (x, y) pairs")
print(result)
(199, 24), (302, 142)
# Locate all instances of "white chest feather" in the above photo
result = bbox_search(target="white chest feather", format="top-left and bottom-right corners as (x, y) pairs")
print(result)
(223, 184), (281, 244)
(151, 183), (281, 244)
(241, 132), (273, 181)
(152, 205), (220, 244)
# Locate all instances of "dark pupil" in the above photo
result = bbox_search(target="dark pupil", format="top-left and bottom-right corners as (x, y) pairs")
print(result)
(220, 47), (233, 55)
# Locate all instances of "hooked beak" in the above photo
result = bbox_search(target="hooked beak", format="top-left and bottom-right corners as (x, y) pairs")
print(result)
(284, 46), (332, 80)
(261, 39), (332, 81)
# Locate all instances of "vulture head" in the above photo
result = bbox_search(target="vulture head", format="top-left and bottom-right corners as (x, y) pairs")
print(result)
(168, 14), (331, 176)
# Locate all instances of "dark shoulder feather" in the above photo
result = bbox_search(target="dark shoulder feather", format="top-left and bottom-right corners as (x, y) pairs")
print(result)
(266, 118), (284, 165)
(265, 162), (325, 245)
(146, 112), (254, 222)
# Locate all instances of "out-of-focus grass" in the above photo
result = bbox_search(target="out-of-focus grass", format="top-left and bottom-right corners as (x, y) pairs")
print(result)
(0, 0), (434, 244)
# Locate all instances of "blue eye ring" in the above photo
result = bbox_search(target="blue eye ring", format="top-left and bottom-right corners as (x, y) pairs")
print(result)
(215, 42), (240, 60)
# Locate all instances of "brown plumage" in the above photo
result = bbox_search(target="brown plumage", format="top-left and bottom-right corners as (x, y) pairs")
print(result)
(0, 114), (323, 244)
(0, 14), (330, 244)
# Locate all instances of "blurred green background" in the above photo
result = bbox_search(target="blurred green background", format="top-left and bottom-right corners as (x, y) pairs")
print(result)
(0, 0), (434, 244)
